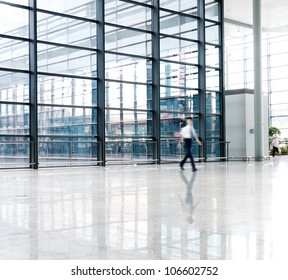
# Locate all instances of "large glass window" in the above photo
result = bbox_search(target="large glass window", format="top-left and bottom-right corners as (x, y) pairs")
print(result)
(225, 24), (288, 138)
(0, 0), (223, 167)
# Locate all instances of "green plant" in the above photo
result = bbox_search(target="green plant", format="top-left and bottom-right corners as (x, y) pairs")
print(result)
(269, 126), (281, 137)
(280, 146), (288, 155)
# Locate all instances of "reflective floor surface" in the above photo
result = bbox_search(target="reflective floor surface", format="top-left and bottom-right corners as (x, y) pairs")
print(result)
(0, 156), (287, 260)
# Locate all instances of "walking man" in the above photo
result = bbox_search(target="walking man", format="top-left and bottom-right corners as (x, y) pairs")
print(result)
(180, 117), (201, 171)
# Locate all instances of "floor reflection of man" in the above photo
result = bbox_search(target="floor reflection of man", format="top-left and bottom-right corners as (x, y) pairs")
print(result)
(178, 172), (200, 224)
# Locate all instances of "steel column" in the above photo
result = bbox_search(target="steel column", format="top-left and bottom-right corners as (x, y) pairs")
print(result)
(198, 0), (206, 160)
(97, 0), (106, 166)
(29, 0), (38, 169)
(152, 0), (161, 163)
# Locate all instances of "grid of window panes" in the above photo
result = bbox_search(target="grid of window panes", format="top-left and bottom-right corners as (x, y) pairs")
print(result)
(0, 2), (30, 167)
(104, 0), (153, 161)
(159, 0), (199, 160)
(36, 0), (98, 166)
(205, 0), (223, 158)
(225, 25), (288, 138)
(160, 0), (224, 160)
(0, 0), (223, 168)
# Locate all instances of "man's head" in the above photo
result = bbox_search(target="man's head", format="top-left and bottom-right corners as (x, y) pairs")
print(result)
(187, 117), (193, 126)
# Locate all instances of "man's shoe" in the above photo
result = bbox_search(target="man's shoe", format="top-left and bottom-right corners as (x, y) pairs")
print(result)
(192, 168), (198, 172)
(180, 164), (184, 170)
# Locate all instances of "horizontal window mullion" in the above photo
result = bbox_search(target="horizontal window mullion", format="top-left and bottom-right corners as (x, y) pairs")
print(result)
(106, 135), (153, 140)
(105, 50), (150, 61)
(0, 34), (30, 42)
(0, 1), (30, 10)
(105, 78), (151, 86)
(205, 18), (220, 25)
(0, 101), (29, 106)
(38, 103), (97, 109)
(160, 109), (197, 114)
(37, 40), (97, 52)
(160, 58), (199, 68)
(37, 72), (97, 80)
(38, 134), (97, 139)
(105, 22), (153, 35)
(159, 7), (199, 20)
(160, 33), (199, 44)
(119, 0), (152, 8)
(0, 134), (30, 138)
(160, 84), (198, 91)
(206, 66), (220, 71)
(106, 107), (150, 113)
(37, 8), (98, 24)
(0, 67), (30, 74)
(206, 42), (221, 48)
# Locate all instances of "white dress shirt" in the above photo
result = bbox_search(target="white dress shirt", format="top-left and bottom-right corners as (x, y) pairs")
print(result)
(272, 136), (279, 148)
(181, 124), (196, 139)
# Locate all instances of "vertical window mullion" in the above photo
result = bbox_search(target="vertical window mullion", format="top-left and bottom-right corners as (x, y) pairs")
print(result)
(29, 0), (38, 168)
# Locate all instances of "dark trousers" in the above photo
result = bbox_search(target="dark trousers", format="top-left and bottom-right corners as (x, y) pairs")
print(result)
(272, 146), (278, 157)
(180, 138), (196, 170)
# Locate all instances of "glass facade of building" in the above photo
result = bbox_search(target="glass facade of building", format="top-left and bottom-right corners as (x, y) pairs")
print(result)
(0, 0), (224, 168)
(225, 25), (288, 139)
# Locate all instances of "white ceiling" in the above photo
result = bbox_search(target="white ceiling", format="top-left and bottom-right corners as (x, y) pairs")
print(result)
(224, 0), (288, 31)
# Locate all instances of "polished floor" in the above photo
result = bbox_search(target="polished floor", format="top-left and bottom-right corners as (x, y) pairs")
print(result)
(0, 156), (287, 260)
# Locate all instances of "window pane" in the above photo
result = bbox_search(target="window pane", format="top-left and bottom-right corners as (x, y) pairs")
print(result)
(37, 43), (97, 77)
(205, 2), (219, 21)
(0, 72), (29, 103)
(160, 87), (198, 113)
(270, 92), (288, 104)
(38, 75), (96, 107)
(206, 23), (219, 44)
(160, 0), (197, 14)
(37, 13), (97, 48)
(161, 113), (184, 137)
(206, 115), (220, 137)
(0, 137), (30, 167)
(106, 109), (151, 137)
(0, 104), (29, 134)
(160, 62), (198, 88)
(206, 92), (221, 114)
(0, 4), (29, 38)
(160, 11), (197, 40)
(206, 45), (219, 68)
(105, 81), (150, 110)
(105, 54), (149, 83)
(105, 26), (151, 56)
(271, 104), (288, 116)
(37, 0), (97, 19)
(105, 2), (151, 31)
(0, 38), (29, 70)
(38, 136), (99, 166)
(160, 37), (198, 64)
(38, 106), (97, 136)
(206, 69), (219, 91)
(3, 0), (28, 4)
(206, 140), (221, 158)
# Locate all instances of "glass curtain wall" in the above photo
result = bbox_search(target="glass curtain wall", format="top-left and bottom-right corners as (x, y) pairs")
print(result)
(225, 24), (288, 139)
(105, 0), (154, 162)
(0, 2), (30, 168)
(0, 0), (224, 168)
(36, 0), (98, 167)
